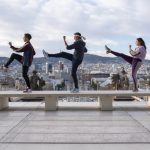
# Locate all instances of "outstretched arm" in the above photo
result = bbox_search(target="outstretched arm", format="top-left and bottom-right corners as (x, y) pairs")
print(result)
(9, 42), (29, 53)
(8, 42), (19, 51)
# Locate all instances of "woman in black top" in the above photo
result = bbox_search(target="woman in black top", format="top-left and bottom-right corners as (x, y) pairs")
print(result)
(43, 32), (87, 93)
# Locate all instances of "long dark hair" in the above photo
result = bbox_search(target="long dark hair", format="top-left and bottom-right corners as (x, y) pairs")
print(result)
(137, 38), (146, 50)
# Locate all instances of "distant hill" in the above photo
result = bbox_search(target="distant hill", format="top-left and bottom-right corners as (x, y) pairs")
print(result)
(0, 54), (150, 65)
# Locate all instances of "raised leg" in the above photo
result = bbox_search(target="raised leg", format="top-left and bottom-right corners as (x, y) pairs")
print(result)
(111, 51), (133, 65)
(98, 96), (113, 111)
(48, 52), (73, 61)
(0, 97), (9, 110)
(45, 96), (58, 111)
(5, 53), (23, 67)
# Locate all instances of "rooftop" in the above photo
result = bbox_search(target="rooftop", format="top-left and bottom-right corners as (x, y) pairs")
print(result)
(0, 101), (150, 150)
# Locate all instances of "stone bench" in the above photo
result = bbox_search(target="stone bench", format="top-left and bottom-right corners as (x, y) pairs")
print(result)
(0, 90), (150, 111)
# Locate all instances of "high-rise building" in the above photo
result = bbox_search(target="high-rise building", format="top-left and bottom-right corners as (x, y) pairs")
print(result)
(33, 63), (41, 71)
(59, 61), (64, 71)
(46, 62), (53, 74)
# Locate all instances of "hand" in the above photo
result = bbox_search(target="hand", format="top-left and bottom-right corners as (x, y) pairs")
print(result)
(129, 45), (132, 49)
(8, 42), (12, 47)
(63, 36), (66, 41)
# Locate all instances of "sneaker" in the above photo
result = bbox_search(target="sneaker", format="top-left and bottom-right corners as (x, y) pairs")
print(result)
(132, 88), (139, 92)
(2, 65), (8, 72)
(23, 88), (32, 93)
(43, 49), (49, 59)
(105, 45), (111, 54)
(70, 88), (79, 93)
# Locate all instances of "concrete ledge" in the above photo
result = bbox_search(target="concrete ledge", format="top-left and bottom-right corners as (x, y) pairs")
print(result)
(0, 90), (150, 97)
(0, 90), (150, 111)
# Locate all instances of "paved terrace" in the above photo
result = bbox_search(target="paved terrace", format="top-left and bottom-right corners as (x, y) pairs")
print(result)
(0, 101), (150, 149)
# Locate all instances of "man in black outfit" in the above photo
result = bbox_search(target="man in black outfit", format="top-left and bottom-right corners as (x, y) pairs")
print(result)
(43, 32), (87, 93)
(3, 33), (36, 92)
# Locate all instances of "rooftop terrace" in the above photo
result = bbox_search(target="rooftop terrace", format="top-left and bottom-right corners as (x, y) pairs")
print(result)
(0, 101), (150, 149)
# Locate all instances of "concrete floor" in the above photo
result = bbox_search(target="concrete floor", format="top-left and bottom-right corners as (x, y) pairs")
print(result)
(0, 101), (150, 149)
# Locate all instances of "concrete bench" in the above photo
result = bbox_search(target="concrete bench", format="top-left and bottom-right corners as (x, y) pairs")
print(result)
(0, 90), (150, 111)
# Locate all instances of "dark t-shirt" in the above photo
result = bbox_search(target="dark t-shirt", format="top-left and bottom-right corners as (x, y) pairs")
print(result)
(11, 42), (36, 66)
(66, 39), (87, 60)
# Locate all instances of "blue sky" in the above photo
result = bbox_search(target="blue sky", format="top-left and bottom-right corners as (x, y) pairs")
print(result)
(0, 0), (150, 59)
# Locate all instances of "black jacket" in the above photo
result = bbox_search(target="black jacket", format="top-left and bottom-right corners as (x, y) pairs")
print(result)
(66, 39), (87, 60)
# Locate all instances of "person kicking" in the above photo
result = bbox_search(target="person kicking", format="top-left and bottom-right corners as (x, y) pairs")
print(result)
(3, 33), (36, 93)
(105, 38), (147, 92)
(43, 32), (87, 93)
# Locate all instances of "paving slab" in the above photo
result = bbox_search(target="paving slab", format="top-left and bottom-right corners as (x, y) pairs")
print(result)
(26, 120), (141, 127)
(2, 144), (150, 150)
(20, 126), (147, 134)
(0, 102), (150, 147)
(27, 115), (133, 121)
(4, 133), (150, 143)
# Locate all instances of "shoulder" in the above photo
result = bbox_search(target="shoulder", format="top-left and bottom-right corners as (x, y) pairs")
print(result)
(23, 42), (30, 48)
(27, 42), (35, 50)
(138, 46), (146, 52)
(25, 42), (33, 47)
(74, 40), (85, 45)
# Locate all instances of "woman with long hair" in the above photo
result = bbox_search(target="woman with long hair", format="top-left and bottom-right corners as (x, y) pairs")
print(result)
(43, 32), (87, 93)
(105, 38), (147, 91)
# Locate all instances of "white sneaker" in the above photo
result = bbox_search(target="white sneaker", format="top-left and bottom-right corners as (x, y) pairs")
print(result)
(132, 88), (139, 92)
(70, 88), (79, 93)
(43, 50), (49, 59)
(23, 88), (32, 93)
(105, 45), (111, 54)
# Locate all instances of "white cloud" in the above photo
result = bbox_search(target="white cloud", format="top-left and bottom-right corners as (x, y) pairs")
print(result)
(0, 0), (150, 59)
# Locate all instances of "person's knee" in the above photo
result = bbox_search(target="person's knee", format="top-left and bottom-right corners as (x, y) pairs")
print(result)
(132, 73), (135, 78)
(71, 72), (74, 78)
(71, 71), (77, 79)
(61, 51), (64, 54)
(132, 74), (137, 82)
(22, 72), (28, 78)
(22, 75), (27, 79)
(11, 53), (16, 57)
(132, 71), (136, 77)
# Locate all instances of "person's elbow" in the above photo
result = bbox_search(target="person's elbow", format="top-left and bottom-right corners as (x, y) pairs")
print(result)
(66, 46), (72, 50)
(132, 52), (140, 56)
(16, 50), (23, 53)
(66, 46), (70, 50)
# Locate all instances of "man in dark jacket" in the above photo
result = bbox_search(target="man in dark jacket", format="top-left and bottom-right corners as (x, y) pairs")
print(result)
(43, 32), (87, 93)
(3, 33), (36, 92)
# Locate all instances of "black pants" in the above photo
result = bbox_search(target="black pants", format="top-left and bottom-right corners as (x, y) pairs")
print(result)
(48, 52), (82, 88)
(5, 53), (31, 89)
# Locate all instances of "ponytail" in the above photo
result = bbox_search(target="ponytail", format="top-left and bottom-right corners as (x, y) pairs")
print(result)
(81, 36), (86, 40)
